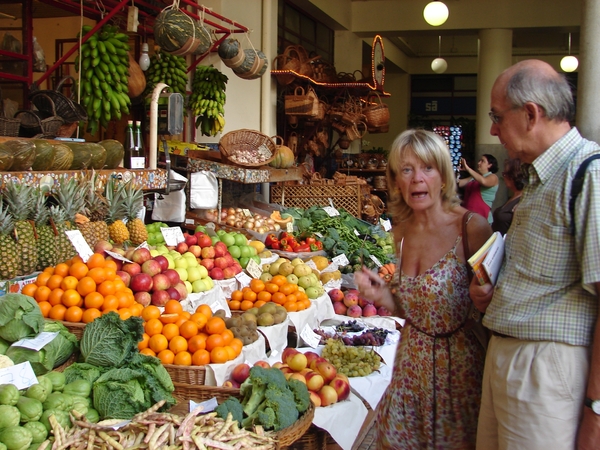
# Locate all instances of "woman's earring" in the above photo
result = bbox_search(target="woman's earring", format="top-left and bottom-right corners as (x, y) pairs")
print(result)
(441, 183), (446, 190)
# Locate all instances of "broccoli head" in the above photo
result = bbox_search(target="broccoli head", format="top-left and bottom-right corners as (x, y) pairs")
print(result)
(242, 385), (299, 431)
(240, 366), (288, 417)
(287, 378), (310, 413)
(215, 397), (244, 425)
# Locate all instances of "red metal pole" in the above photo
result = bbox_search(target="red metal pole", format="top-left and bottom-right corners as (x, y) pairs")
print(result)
(36, 0), (130, 86)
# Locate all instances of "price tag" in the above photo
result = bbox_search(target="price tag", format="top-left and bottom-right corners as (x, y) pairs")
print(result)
(300, 324), (322, 349)
(189, 397), (218, 413)
(314, 232), (323, 238)
(204, 223), (218, 237)
(354, 229), (360, 236)
(322, 206), (339, 217)
(286, 222), (294, 233)
(257, 143), (272, 159)
(135, 242), (150, 250)
(380, 218), (392, 231)
(305, 259), (318, 270)
(161, 227), (185, 246)
(369, 255), (383, 268)
(0, 362), (38, 390)
(245, 259), (263, 279)
(332, 254), (350, 266)
(105, 250), (132, 263)
(12, 332), (58, 351)
(321, 261), (338, 273)
(185, 218), (195, 225)
(65, 230), (93, 262)
(242, 209), (252, 217)
(235, 271), (252, 288)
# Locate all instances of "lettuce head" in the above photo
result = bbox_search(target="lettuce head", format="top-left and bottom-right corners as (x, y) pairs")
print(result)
(0, 294), (44, 342)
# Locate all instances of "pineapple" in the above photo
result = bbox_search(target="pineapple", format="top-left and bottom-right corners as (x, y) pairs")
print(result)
(54, 177), (86, 263)
(0, 199), (19, 280)
(105, 178), (129, 245)
(124, 183), (148, 245)
(77, 173), (110, 248)
(50, 205), (71, 265)
(31, 188), (58, 271)
(3, 180), (38, 276)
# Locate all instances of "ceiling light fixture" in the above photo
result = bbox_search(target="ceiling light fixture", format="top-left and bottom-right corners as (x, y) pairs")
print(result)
(423, 1), (449, 27)
(431, 36), (447, 73)
(560, 32), (578, 72)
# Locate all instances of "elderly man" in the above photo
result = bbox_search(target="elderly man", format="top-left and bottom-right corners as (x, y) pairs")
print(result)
(471, 59), (600, 450)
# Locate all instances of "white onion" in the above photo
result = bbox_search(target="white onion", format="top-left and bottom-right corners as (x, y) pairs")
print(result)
(226, 219), (236, 226)
(235, 208), (243, 213)
(227, 207), (236, 215)
(273, 223), (281, 231)
(244, 221), (255, 229)
(235, 220), (244, 228)
(268, 224), (275, 231)
(254, 219), (263, 228)
(266, 219), (275, 225)
(257, 226), (268, 234)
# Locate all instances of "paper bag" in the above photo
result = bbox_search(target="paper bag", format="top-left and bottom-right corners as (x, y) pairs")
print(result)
(151, 170), (188, 222)
(190, 171), (218, 209)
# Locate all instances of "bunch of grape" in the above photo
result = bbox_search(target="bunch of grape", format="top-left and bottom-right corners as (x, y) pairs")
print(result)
(335, 320), (365, 332)
(322, 338), (382, 378)
(341, 328), (389, 347)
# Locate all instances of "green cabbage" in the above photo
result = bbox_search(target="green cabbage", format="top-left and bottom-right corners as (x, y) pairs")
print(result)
(42, 321), (79, 367)
(62, 363), (105, 385)
(0, 294), (44, 343)
(80, 313), (143, 367)
(5, 347), (52, 376)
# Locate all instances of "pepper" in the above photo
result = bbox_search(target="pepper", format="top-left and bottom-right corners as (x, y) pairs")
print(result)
(271, 241), (280, 250)
(296, 243), (311, 252)
(265, 234), (278, 248)
(310, 243), (320, 252)
(315, 240), (323, 250)
(305, 237), (316, 245)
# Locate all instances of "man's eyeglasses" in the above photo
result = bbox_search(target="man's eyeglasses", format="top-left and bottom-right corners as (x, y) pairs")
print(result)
(488, 107), (516, 124)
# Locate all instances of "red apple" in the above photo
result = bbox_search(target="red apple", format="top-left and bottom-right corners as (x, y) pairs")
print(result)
(222, 266), (236, 279)
(215, 257), (229, 270)
(173, 282), (188, 300)
(253, 360), (271, 369)
(201, 246), (216, 259)
(188, 245), (202, 258)
(176, 242), (189, 254)
(318, 385), (338, 406)
(130, 273), (153, 293)
(329, 376), (351, 401)
(115, 270), (131, 287)
(214, 241), (228, 257)
(122, 262), (141, 277)
(305, 371), (325, 392)
(196, 233), (213, 248)
(184, 233), (198, 246)
(166, 287), (181, 300)
(132, 248), (152, 264)
(94, 240), (113, 255)
(125, 248), (136, 261)
(209, 267), (224, 280)
(200, 258), (215, 271)
(316, 361), (337, 383)
(328, 289), (345, 303)
(151, 289), (171, 306)
(287, 353), (308, 372)
(162, 268), (181, 286)
(152, 273), (171, 291)
(231, 363), (251, 384)
(134, 291), (152, 307)
(142, 259), (162, 277)
(309, 390), (322, 407)
(231, 263), (243, 274)
(224, 254), (235, 267)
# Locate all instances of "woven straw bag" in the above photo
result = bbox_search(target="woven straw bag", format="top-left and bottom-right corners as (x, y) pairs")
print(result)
(284, 86), (320, 117)
(364, 92), (390, 131)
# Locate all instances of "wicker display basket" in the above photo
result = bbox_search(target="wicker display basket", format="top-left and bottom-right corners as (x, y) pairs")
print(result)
(30, 76), (88, 124)
(0, 87), (20, 137)
(219, 129), (277, 167)
(270, 183), (363, 217)
(164, 363), (207, 385)
(172, 383), (315, 449)
(363, 92), (390, 131)
(58, 320), (86, 340)
(16, 95), (64, 138)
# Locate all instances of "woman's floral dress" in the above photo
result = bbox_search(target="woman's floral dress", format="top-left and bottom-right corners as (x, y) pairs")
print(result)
(375, 236), (485, 449)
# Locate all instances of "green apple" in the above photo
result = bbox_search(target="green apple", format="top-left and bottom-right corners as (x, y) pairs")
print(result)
(217, 229), (227, 237)
(250, 255), (261, 266)
(150, 249), (159, 257)
(197, 265), (209, 279)
(239, 257), (250, 268)
(305, 286), (320, 299)
(174, 258), (189, 270)
(286, 274), (299, 285)
(192, 279), (208, 293)
(175, 267), (188, 281)
(260, 272), (273, 283)
(204, 277), (214, 290)
(298, 275), (312, 289)
(221, 233), (236, 247)
(228, 245), (241, 259)
(186, 266), (203, 283)
(291, 257), (304, 267)
(211, 235), (221, 245)
(240, 245), (253, 258)
(164, 254), (175, 269)
(195, 225), (206, 233)
(184, 280), (193, 293)
(234, 233), (247, 247)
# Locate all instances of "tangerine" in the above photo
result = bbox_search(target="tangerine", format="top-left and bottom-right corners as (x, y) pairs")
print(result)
(82, 308), (102, 324)
(159, 314), (180, 324)
(254, 300), (266, 309)
(271, 275), (287, 286)
(60, 276), (78, 291)
(192, 349), (210, 366)
(231, 290), (243, 302)
(264, 283), (279, 294)
(48, 304), (67, 321)
(149, 333), (168, 353)
(104, 267), (117, 281)
(179, 320), (199, 339)
(144, 318), (164, 337)
(54, 263), (70, 277)
(140, 348), (156, 357)
(162, 323), (180, 341)
(223, 345), (236, 361)
(87, 267), (107, 284)
(190, 312), (208, 330)
(138, 333), (150, 350)
(173, 351), (192, 366)
(48, 288), (65, 306)
(195, 304), (212, 318)
(279, 283), (296, 296)
(221, 329), (234, 345)
(130, 302), (144, 317)
(64, 306), (83, 322)
(271, 292), (287, 305)
(104, 259), (118, 272)
(230, 338), (243, 356)
(210, 346), (229, 364)
(86, 253), (106, 269)
(205, 317), (226, 335)
(62, 289), (82, 307)
(43, 266), (54, 274)
(142, 305), (161, 321)
(187, 334), (206, 353)
(36, 272), (51, 287)
(169, 335), (188, 354)
(250, 279), (265, 293)
(242, 290), (257, 302)
(21, 283), (37, 298)
(285, 294), (298, 303)
(118, 308), (132, 320)
(38, 301), (52, 318)
(240, 300), (254, 311)
(84, 291), (104, 310)
(164, 299), (183, 315)
(69, 262), (89, 280)
(34, 285), (51, 303)
(115, 291), (132, 308)
(283, 301), (298, 312)
(157, 349), (175, 365)
(46, 274), (64, 290)
(101, 295), (119, 311)
(257, 291), (272, 303)
(228, 300), (241, 311)
(205, 334), (224, 351)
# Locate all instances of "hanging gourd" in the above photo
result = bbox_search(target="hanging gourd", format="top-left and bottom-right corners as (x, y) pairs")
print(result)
(218, 36), (268, 80)
(154, 1), (213, 57)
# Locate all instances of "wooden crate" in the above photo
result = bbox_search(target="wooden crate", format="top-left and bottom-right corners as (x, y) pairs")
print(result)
(270, 184), (362, 218)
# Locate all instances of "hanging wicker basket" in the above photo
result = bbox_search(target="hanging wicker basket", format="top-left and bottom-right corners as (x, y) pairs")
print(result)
(364, 92), (390, 131)
(16, 94), (64, 138)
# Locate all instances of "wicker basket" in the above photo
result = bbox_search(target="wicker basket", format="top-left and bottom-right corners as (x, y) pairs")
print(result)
(58, 320), (86, 340)
(30, 76), (88, 124)
(219, 129), (277, 167)
(363, 92), (390, 131)
(284, 86), (319, 117)
(54, 353), (78, 373)
(16, 94), (64, 138)
(0, 87), (20, 137)
(270, 184), (363, 218)
(172, 383), (315, 449)
(164, 364), (207, 385)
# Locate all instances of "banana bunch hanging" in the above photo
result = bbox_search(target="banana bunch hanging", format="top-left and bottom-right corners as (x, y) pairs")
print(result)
(189, 65), (228, 136)
(143, 50), (188, 101)
(75, 24), (132, 136)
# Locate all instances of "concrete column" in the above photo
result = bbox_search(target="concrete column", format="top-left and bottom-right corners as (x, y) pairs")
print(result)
(474, 29), (512, 209)
(576, 0), (600, 142)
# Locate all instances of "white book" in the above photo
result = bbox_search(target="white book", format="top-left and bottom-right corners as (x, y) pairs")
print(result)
(467, 231), (505, 286)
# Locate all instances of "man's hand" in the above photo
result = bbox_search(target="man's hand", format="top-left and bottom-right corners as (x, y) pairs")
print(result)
(469, 277), (494, 313)
(577, 409), (600, 449)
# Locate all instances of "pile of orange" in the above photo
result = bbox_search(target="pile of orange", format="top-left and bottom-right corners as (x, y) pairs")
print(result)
(22, 253), (141, 324)
(138, 301), (243, 366)
(226, 275), (311, 313)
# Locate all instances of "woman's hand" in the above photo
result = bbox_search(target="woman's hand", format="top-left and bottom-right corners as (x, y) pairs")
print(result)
(354, 266), (396, 314)
(461, 158), (471, 173)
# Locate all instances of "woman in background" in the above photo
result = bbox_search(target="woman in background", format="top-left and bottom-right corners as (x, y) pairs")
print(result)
(492, 158), (525, 235)
(458, 155), (499, 223)
(355, 129), (492, 449)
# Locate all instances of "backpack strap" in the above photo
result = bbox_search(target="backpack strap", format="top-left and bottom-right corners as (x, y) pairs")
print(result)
(569, 154), (600, 236)
(462, 211), (473, 282)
